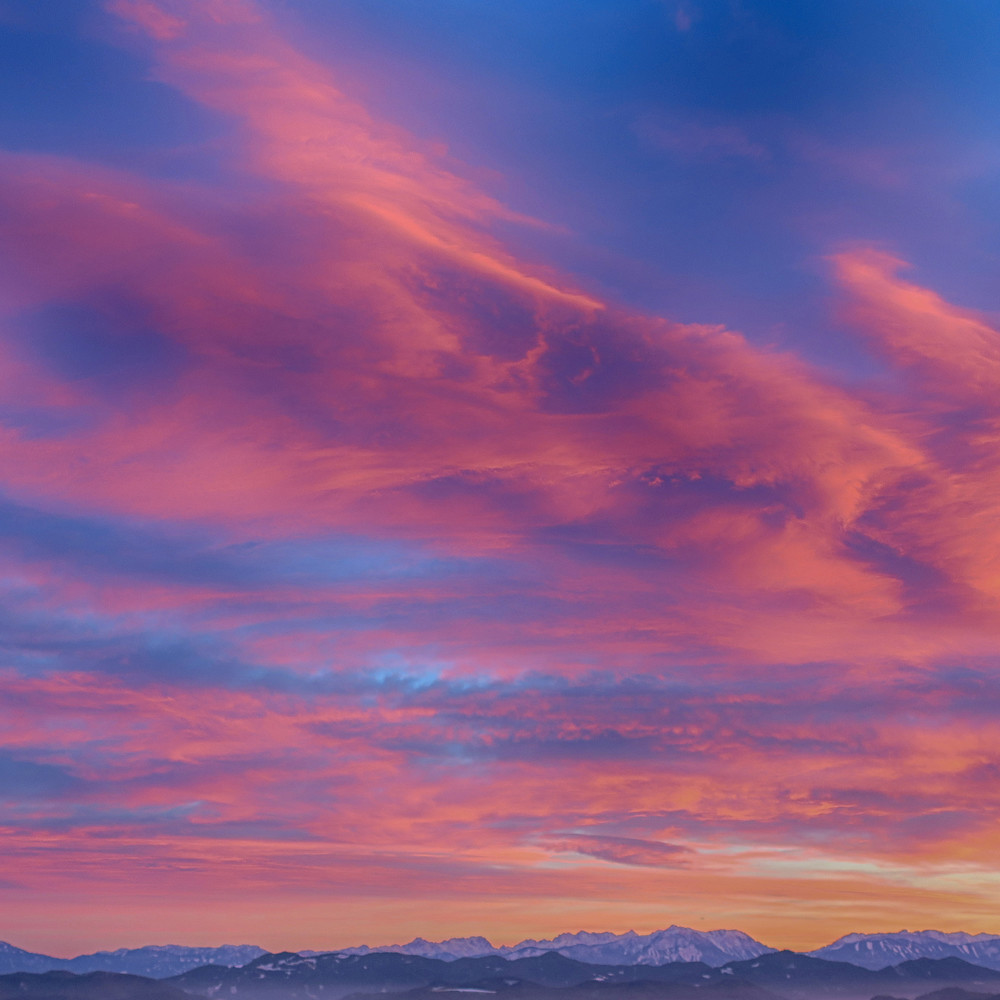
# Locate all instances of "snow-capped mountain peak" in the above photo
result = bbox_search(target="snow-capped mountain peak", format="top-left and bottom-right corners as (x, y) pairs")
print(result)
(337, 926), (774, 967)
(336, 935), (498, 961)
(809, 930), (1000, 971)
(6, 926), (1000, 979)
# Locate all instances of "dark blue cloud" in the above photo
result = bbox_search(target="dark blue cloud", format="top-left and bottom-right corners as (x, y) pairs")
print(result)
(21, 299), (189, 394)
(0, 751), (84, 801)
(0, 492), (513, 595)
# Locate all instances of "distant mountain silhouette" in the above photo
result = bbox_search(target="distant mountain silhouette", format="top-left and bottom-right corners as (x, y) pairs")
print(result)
(0, 970), (191, 1000)
(6, 950), (1000, 1000)
(169, 949), (1000, 1000)
(336, 928), (772, 966)
(911, 990), (1000, 1000)
(0, 942), (264, 978)
(897, 961), (1000, 981)
(812, 934), (1000, 973)
(713, 951), (1000, 1000)
(6, 929), (1000, 979)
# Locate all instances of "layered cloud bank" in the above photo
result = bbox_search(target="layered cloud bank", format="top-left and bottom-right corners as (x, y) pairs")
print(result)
(1, 0), (1000, 955)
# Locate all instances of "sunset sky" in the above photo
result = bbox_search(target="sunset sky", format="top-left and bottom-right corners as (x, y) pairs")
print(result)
(3, 0), (1000, 957)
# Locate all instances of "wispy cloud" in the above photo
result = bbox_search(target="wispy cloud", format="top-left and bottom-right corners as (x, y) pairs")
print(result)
(539, 833), (695, 868)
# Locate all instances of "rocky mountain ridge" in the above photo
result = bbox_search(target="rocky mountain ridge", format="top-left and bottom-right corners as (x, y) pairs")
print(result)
(0, 942), (265, 978)
(334, 927), (772, 966)
(169, 949), (1000, 1000)
(6, 950), (1000, 1000)
(811, 935), (1000, 972)
(5, 930), (1000, 979)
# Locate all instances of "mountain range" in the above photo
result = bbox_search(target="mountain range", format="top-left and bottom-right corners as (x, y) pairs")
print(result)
(169, 949), (1000, 1000)
(5, 930), (1000, 979)
(328, 930), (1000, 974)
(0, 941), (265, 978)
(6, 946), (1000, 1000)
(8, 949), (1000, 1000)
(810, 934), (1000, 972)
(333, 927), (773, 966)
(0, 970), (191, 1000)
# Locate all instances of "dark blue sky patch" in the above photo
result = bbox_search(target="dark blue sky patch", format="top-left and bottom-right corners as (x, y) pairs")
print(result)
(20, 298), (190, 398)
(0, 750), (85, 801)
(0, 494), (496, 594)
(0, 0), (230, 178)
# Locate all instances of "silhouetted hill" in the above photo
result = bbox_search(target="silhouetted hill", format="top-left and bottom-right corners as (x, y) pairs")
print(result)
(5, 950), (1000, 1000)
(170, 950), (1000, 1000)
(0, 970), (191, 1000)
(333, 928), (773, 966)
(712, 951), (1000, 1000)
(172, 951), (720, 1000)
(896, 962), (1000, 982)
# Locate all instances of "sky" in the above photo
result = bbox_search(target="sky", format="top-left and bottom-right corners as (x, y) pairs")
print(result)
(2, 0), (1000, 957)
